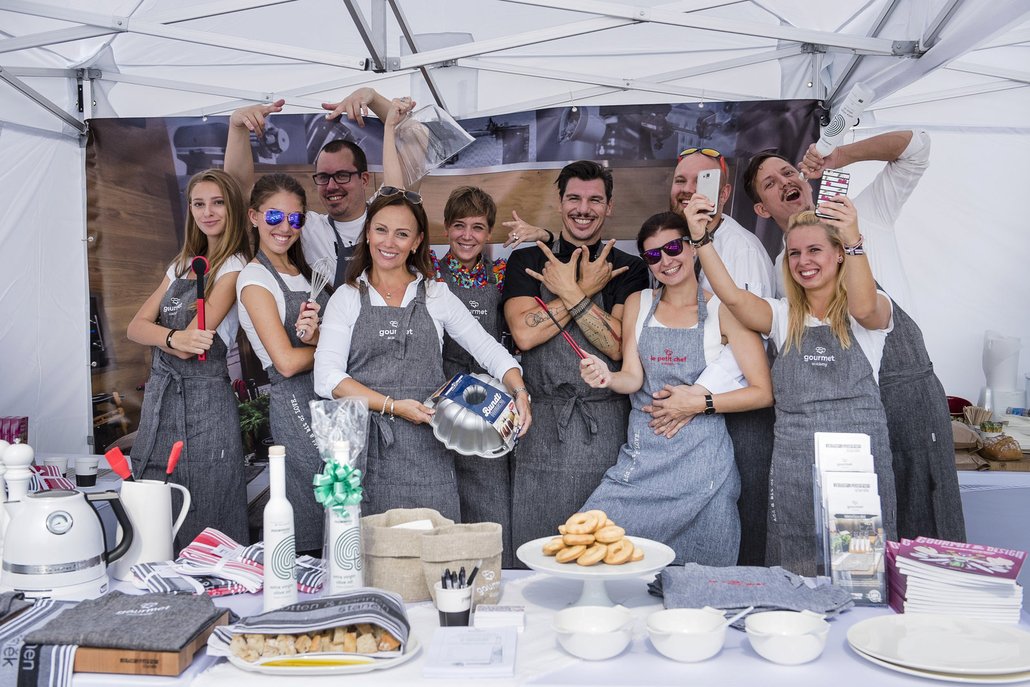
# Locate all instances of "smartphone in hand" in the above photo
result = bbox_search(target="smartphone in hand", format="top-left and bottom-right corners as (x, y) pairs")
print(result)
(815, 169), (850, 219)
(695, 169), (720, 217)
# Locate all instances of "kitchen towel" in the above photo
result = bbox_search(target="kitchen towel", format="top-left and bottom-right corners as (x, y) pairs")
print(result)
(0, 598), (75, 687)
(650, 564), (854, 628)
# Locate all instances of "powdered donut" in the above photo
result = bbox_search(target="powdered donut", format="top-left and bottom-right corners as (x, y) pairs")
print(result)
(555, 544), (586, 563)
(576, 543), (608, 566)
(564, 512), (599, 535)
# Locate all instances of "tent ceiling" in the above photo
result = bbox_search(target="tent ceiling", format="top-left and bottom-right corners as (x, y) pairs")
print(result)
(1, 0), (1028, 135)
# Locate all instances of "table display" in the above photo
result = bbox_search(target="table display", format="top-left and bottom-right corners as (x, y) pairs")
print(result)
(225, 635), (421, 676)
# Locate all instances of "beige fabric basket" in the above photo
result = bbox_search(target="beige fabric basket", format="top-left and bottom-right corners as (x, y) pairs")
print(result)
(421, 522), (503, 606)
(361, 508), (455, 602)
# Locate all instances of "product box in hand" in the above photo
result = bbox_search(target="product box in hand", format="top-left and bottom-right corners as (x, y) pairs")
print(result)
(425, 373), (520, 457)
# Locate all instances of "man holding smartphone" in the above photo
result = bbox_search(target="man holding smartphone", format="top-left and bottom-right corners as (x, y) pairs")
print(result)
(667, 147), (777, 566)
(743, 130), (965, 544)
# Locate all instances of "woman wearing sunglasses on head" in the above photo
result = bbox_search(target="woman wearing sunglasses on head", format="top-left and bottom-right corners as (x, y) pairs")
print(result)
(682, 191), (897, 577)
(237, 173), (330, 554)
(313, 175), (532, 521)
(127, 168), (253, 548)
(577, 212), (772, 566)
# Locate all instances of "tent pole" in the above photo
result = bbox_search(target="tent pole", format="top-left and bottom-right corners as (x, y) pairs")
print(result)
(0, 66), (86, 135)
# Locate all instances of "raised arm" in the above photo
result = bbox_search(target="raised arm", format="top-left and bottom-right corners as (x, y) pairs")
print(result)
(817, 196), (892, 330)
(799, 130), (914, 179)
(225, 99), (285, 197)
(381, 97), (416, 190)
(685, 197), (773, 335)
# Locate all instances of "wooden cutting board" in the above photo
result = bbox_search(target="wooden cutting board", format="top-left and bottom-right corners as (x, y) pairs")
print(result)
(73, 609), (229, 676)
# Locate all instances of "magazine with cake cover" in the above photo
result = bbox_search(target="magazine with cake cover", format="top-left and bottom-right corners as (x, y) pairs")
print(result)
(897, 537), (1025, 583)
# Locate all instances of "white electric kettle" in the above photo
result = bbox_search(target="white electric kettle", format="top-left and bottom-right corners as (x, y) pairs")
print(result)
(0, 489), (133, 600)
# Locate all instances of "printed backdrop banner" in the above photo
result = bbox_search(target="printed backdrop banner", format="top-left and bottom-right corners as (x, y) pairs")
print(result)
(85, 99), (819, 445)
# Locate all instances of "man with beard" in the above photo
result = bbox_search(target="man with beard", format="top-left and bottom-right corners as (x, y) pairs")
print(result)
(226, 88), (400, 287)
(665, 147), (777, 566)
(743, 130), (965, 544)
(502, 161), (649, 556)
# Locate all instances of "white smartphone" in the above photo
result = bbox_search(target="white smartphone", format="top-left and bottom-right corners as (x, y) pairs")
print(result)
(695, 169), (720, 216)
(815, 169), (851, 219)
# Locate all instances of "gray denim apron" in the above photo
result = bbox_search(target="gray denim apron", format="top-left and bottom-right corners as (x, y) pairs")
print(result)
(880, 300), (965, 541)
(768, 320), (897, 577)
(133, 276), (249, 549)
(347, 280), (460, 520)
(439, 261), (514, 566)
(511, 285), (630, 559)
(582, 289), (740, 565)
(255, 251), (331, 552)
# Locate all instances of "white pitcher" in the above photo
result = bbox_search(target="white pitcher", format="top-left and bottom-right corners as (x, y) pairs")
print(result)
(110, 479), (190, 581)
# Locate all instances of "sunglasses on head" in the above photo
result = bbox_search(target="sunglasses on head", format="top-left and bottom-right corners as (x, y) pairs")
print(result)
(640, 237), (687, 265)
(678, 146), (729, 177)
(377, 185), (423, 205)
(264, 209), (305, 229)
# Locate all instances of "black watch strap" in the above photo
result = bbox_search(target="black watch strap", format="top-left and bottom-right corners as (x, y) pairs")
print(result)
(703, 394), (716, 415)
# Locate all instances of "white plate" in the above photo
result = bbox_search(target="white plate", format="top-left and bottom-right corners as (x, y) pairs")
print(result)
(516, 535), (676, 580)
(226, 636), (421, 675)
(850, 644), (1030, 684)
(847, 614), (1030, 675)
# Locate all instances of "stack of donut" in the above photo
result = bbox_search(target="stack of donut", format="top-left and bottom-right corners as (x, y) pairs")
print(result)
(541, 510), (645, 566)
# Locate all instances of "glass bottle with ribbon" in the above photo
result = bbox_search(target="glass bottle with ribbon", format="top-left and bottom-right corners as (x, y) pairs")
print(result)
(313, 440), (364, 593)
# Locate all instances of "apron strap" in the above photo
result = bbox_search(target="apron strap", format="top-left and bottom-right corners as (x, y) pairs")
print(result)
(557, 396), (599, 443)
(369, 412), (396, 449)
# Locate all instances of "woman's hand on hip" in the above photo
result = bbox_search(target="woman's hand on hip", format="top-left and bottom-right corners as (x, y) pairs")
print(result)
(643, 384), (706, 437)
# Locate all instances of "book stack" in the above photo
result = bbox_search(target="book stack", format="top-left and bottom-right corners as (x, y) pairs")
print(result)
(887, 537), (1025, 624)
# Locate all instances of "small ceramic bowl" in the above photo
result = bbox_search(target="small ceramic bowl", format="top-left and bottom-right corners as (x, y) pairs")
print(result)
(745, 610), (830, 665)
(646, 607), (727, 662)
(552, 605), (633, 660)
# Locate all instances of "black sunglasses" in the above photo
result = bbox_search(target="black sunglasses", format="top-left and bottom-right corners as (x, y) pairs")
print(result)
(264, 209), (305, 230)
(640, 238), (687, 265)
(312, 169), (359, 186)
(376, 185), (423, 205)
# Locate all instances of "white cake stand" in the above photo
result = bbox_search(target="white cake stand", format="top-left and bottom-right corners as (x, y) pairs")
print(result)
(516, 535), (675, 607)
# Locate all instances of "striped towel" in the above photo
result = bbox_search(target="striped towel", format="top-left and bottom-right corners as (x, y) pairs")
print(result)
(28, 466), (76, 492)
(0, 598), (76, 687)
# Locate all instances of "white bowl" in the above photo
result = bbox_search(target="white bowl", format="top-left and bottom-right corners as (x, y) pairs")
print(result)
(646, 607), (727, 662)
(552, 605), (633, 661)
(745, 610), (830, 665)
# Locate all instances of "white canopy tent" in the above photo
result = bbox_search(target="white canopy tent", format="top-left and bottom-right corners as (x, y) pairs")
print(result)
(1, 0), (1028, 453)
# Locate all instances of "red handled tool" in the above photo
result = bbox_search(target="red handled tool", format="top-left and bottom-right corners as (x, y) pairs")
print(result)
(533, 296), (588, 359)
(191, 256), (210, 361)
(164, 440), (183, 484)
(105, 447), (133, 482)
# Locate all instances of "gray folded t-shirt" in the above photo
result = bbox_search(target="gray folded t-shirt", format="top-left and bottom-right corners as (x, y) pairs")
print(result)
(24, 591), (222, 651)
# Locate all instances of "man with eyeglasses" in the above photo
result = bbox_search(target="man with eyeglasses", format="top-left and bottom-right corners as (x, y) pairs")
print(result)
(226, 88), (400, 288)
(502, 160), (649, 559)
(666, 146), (777, 566)
(742, 130), (965, 544)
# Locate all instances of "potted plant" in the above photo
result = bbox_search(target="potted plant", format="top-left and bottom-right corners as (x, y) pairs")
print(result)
(238, 394), (271, 462)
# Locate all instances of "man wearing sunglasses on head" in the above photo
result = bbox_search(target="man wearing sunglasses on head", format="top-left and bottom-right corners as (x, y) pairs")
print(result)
(665, 146), (777, 567)
(743, 130), (965, 545)
(502, 160), (649, 559)
(226, 87), (407, 288)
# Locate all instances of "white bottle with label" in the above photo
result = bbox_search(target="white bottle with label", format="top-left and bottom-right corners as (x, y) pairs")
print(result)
(816, 83), (874, 156)
(263, 445), (297, 611)
(324, 440), (364, 594)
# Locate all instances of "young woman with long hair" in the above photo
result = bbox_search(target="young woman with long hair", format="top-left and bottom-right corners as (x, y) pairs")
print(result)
(127, 168), (253, 547)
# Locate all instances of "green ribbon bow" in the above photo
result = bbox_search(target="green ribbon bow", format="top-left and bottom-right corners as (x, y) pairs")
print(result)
(312, 460), (363, 511)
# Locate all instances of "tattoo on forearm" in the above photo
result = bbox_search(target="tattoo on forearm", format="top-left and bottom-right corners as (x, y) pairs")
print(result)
(574, 305), (622, 355)
(526, 311), (548, 328)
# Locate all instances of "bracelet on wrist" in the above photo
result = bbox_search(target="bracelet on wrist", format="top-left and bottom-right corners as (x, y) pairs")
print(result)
(687, 230), (712, 248)
(568, 297), (592, 319)
(381, 395), (391, 416)
(389, 399), (396, 421)
(165, 328), (178, 350)
(543, 229), (555, 245)
(843, 233), (865, 256)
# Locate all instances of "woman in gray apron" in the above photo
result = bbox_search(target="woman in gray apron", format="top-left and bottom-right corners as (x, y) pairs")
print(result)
(688, 197), (898, 577)
(237, 174), (331, 554)
(128, 169), (252, 548)
(313, 191), (531, 522)
(579, 212), (772, 565)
